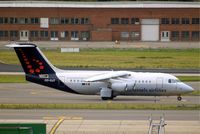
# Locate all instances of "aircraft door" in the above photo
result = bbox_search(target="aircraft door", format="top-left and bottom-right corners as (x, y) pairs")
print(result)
(156, 77), (163, 89)
(58, 76), (65, 88)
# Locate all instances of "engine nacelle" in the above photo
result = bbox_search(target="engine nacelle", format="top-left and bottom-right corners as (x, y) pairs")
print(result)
(111, 82), (135, 92)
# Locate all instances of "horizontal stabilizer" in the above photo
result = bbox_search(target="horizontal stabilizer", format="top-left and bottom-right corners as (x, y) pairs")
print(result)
(6, 43), (36, 48)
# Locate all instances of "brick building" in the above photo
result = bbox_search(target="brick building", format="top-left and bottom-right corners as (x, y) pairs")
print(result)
(0, 1), (199, 42)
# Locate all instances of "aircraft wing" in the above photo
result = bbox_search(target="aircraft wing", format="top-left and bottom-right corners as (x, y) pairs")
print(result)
(85, 71), (131, 82)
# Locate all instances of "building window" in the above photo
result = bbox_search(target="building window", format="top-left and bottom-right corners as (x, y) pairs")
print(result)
(60, 18), (69, 24)
(181, 18), (190, 24)
(71, 31), (79, 40)
(0, 31), (8, 37)
(161, 18), (170, 24)
(131, 32), (140, 40)
(171, 18), (180, 24)
(121, 18), (129, 24)
(50, 31), (58, 38)
(0, 17), (3, 24)
(10, 17), (18, 24)
(30, 18), (39, 24)
(19, 18), (28, 24)
(10, 31), (18, 37)
(40, 31), (48, 38)
(50, 18), (59, 24)
(191, 31), (200, 40)
(60, 31), (68, 39)
(80, 31), (90, 40)
(0, 17), (8, 24)
(30, 31), (38, 37)
(181, 31), (190, 40)
(71, 18), (79, 24)
(131, 18), (139, 24)
(192, 18), (199, 24)
(80, 18), (89, 24)
(120, 32), (129, 40)
(111, 18), (119, 24)
(171, 31), (179, 40)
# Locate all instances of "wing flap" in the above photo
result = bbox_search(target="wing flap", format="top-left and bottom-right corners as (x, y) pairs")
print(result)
(85, 71), (130, 82)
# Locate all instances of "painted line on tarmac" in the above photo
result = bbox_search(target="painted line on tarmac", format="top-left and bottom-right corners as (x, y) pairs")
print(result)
(49, 117), (65, 134)
(43, 116), (83, 120)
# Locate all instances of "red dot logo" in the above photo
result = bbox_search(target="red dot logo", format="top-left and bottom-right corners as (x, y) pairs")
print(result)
(29, 69), (34, 73)
(26, 62), (30, 65)
(27, 65), (32, 69)
(39, 66), (44, 70)
(35, 69), (40, 73)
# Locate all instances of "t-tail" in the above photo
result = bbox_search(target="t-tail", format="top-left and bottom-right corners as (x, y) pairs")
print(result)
(7, 43), (78, 94)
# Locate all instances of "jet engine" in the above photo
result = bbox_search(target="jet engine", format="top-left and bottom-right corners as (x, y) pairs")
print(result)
(111, 82), (135, 92)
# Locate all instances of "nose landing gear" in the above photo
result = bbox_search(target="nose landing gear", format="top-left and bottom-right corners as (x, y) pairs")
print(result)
(177, 96), (182, 101)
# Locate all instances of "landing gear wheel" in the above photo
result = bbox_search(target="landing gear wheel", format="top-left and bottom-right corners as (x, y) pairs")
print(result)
(177, 96), (182, 101)
(101, 97), (114, 100)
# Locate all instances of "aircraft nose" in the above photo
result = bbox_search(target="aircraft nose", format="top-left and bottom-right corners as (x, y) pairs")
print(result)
(181, 84), (194, 93)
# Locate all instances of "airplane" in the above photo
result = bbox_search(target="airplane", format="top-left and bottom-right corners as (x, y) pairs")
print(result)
(7, 42), (194, 101)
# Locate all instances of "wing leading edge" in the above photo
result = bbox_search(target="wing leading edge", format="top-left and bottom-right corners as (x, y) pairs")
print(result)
(85, 71), (131, 82)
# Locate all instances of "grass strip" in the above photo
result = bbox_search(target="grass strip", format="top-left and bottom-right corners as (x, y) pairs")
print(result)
(177, 76), (200, 82)
(187, 90), (200, 96)
(0, 103), (199, 110)
(1, 48), (199, 69)
(0, 75), (26, 83)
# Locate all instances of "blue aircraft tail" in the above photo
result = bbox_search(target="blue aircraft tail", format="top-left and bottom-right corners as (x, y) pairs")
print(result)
(8, 43), (55, 75)
(7, 43), (78, 94)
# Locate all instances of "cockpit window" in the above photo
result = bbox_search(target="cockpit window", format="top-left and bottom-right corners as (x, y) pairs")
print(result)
(168, 79), (180, 83)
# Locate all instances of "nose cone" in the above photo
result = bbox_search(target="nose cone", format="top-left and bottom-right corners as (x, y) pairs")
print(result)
(182, 84), (194, 93)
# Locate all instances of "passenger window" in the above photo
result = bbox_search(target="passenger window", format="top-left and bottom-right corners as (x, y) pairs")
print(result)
(168, 79), (171, 83)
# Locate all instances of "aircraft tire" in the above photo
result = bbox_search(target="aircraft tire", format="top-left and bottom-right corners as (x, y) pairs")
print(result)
(101, 97), (114, 100)
(177, 96), (182, 101)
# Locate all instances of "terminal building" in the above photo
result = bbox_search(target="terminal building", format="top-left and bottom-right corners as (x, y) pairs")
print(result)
(0, 1), (199, 42)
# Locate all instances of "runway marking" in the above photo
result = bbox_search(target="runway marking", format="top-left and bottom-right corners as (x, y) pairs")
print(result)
(43, 116), (83, 120)
(181, 99), (187, 102)
(49, 117), (65, 134)
(30, 92), (37, 95)
(107, 101), (112, 104)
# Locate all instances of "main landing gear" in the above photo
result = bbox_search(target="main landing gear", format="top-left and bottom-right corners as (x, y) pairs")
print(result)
(177, 96), (182, 101)
(101, 96), (114, 100)
(100, 88), (116, 100)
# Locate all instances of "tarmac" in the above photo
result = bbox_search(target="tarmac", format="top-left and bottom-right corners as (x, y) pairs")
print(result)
(0, 83), (199, 104)
(1, 119), (199, 134)
(0, 41), (199, 134)
(0, 41), (199, 49)
(0, 109), (199, 134)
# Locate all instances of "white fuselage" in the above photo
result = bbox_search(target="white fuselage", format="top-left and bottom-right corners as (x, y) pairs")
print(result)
(56, 70), (193, 96)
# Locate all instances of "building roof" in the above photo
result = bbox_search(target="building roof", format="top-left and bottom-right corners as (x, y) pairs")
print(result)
(0, 1), (199, 8)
